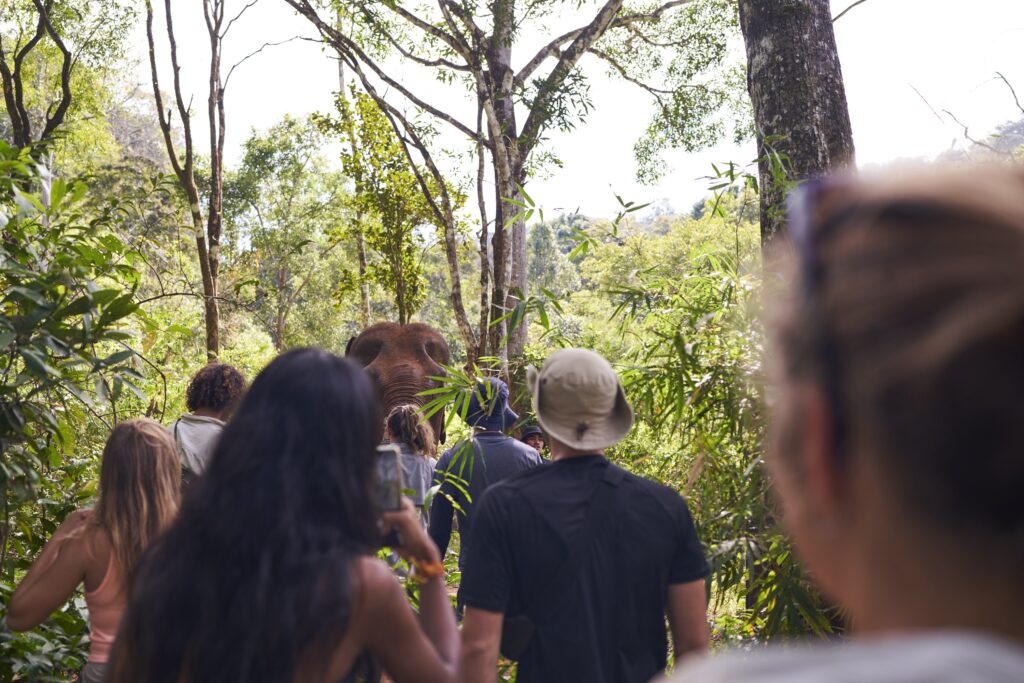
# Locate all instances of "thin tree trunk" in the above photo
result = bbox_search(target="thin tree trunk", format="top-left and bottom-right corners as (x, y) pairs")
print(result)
(487, 0), (518, 375)
(205, 0), (225, 323)
(146, 0), (220, 358)
(475, 102), (490, 366)
(507, 202), (528, 357)
(738, 0), (856, 244)
(193, 210), (220, 356)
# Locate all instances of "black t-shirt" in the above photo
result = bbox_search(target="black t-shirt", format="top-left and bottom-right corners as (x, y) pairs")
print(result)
(460, 455), (709, 683)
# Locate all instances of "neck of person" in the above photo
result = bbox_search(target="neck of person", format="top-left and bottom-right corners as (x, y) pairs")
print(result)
(548, 437), (605, 462)
(474, 427), (505, 437)
(837, 483), (1024, 643)
(192, 407), (224, 421)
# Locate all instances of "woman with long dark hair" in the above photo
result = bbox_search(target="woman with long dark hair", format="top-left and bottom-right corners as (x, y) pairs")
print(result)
(108, 349), (458, 683)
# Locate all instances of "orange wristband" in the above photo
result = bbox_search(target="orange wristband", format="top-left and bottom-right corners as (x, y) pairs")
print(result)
(410, 558), (444, 583)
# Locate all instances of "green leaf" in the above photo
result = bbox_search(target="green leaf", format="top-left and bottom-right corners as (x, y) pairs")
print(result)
(8, 286), (49, 306)
(19, 347), (58, 378)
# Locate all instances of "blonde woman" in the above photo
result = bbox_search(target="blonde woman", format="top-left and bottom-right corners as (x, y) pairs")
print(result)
(384, 404), (438, 524)
(7, 419), (181, 683)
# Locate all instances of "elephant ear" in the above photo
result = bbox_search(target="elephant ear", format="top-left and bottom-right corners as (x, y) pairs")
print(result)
(345, 336), (356, 356)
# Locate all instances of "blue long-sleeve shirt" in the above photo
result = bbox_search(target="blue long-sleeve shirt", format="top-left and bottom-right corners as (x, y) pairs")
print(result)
(427, 433), (543, 568)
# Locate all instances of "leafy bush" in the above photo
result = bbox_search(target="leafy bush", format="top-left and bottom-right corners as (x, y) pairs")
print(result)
(0, 141), (146, 679)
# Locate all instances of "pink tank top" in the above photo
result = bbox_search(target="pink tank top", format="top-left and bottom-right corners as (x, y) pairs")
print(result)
(83, 551), (126, 663)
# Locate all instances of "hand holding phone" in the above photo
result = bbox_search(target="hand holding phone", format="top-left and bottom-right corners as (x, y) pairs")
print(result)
(380, 498), (442, 566)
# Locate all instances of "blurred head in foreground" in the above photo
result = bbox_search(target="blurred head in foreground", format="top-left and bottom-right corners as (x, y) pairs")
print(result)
(768, 166), (1024, 640)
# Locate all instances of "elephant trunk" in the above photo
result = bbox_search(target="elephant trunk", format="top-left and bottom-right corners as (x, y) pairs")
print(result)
(366, 362), (442, 431)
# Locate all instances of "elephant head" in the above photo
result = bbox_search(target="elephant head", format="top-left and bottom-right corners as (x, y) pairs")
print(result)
(345, 322), (451, 444)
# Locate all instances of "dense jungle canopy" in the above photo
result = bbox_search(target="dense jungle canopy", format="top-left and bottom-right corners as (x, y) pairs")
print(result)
(1, 0), (1023, 679)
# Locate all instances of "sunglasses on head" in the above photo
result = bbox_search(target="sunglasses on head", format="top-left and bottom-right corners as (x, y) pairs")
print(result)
(784, 180), (955, 467)
(785, 179), (850, 467)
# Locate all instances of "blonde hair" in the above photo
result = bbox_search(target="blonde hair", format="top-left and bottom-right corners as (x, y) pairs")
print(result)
(770, 165), (1024, 541)
(385, 404), (435, 457)
(92, 418), (181, 581)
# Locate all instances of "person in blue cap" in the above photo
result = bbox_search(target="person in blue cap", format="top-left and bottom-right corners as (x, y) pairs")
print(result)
(428, 377), (543, 605)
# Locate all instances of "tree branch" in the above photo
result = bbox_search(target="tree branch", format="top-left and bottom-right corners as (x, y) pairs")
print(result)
(590, 48), (674, 96)
(0, 2), (49, 146)
(224, 36), (304, 90)
(518, 0), (625, 153)
(283, 0), (485, 144)
(833, 0), (870, 23)
(375, 25), (470, 72)
(515, 0), (695, 88)
(996, 71), (1024, 117)
(943, 109), (1003, 155)
(163, 0), (196, 179)
(32, 0), (74, 142)
(222, 0), (260, 38)
(144, 0), (185, 181)
(355, 68), (478, 351)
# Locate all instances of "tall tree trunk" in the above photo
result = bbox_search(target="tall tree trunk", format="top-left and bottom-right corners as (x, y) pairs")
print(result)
(205, 0), (226, 354)
(194, 211), (220, 357)
(146, 0), (221, 359)
(475, 102), (491, 367)
(507, 200), (528, 358)
(738, 0), (856, 243)
(486, 0), (521, 375)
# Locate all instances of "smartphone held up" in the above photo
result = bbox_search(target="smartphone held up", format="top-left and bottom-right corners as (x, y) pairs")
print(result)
(373, 444), (404, 512)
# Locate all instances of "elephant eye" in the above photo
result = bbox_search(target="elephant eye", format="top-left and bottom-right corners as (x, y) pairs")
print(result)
(424, 341), (446, 363)
(349, 337), (383, 365)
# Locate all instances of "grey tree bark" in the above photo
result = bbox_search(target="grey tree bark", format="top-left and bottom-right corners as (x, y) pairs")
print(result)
(738, 0), (856, 243)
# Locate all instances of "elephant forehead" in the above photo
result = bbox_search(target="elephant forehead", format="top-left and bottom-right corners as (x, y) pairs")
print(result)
(350, 323), (450, 365)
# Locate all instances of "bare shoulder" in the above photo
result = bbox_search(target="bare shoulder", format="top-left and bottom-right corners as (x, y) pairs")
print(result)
(54, 509), (96, 543)
(65, 508), (94, 528)
(352, 556), (409, 622)
(353, 556), (402, 600)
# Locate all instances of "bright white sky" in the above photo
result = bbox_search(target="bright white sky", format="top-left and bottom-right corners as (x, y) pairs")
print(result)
(132, 0), (1024, 219)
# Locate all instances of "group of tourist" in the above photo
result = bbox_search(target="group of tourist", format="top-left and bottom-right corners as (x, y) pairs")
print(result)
(5, 166), (1024, 682)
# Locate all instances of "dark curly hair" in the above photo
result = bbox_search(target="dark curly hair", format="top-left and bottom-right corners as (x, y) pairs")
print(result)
(185, 363), (247, 413)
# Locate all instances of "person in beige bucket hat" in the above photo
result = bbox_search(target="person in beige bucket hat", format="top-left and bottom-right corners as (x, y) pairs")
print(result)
(459, 348), (710, 683)
(527, 348), (634, 451)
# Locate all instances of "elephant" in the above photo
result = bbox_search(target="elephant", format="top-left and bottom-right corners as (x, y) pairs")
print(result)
(345, 322), (451, 444)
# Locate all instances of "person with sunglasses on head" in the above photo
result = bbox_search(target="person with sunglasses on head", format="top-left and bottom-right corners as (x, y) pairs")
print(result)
(107, 349), (459, 683)
(460, 349), (710, 683)
(672, 166), (1024, 682)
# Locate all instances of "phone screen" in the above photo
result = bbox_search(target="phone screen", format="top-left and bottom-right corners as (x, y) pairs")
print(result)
(373, 444), (404, 512)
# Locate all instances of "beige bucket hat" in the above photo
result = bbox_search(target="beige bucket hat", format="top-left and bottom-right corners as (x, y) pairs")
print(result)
(526, 348), (634, 451)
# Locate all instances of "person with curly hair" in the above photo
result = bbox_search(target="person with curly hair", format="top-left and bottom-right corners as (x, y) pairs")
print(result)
(169, 362), (247, 486)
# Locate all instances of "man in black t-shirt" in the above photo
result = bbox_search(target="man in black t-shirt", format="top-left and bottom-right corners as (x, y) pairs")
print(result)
(460, 349), (709, 683)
